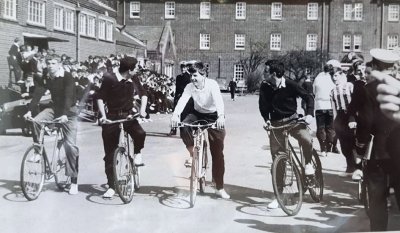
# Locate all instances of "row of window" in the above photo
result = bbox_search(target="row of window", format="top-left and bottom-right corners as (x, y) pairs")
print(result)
(129, 1), (400, 22)
(198, 33), (399, 52)
(3, 0), (114, 41)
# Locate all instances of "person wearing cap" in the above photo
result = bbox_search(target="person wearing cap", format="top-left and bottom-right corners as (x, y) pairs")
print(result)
(350, 48), (400, 231)
(97, 56), (148, 198)
(313, 60), (338, 157)
(168, 60), (193, 136)
(171, 61), (230, 199)
(259, 61), (315, 209)
(23, 54), (80, 195)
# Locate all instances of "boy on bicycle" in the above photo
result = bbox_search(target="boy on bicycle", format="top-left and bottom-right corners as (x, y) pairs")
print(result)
(171, 61), (230, 199)
(23, 54), (80, 195)
(259, 61), (315, 209)
(97, 56), (148, 198)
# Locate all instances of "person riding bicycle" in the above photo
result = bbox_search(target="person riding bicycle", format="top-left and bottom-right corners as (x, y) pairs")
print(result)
(171, 61), (230, 199)
(97, 56), (148, 198)
(23, 54), (80, 195)
(259, 61), (315, 209)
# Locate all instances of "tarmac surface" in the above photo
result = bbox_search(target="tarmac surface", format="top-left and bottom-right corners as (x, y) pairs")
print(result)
(1, 93), (399, 233)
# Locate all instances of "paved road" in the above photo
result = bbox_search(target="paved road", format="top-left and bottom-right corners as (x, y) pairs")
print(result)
(1, 93), (399, 233)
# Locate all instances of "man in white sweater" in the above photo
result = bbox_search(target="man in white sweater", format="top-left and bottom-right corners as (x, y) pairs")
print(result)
(171, 61), (229, 199)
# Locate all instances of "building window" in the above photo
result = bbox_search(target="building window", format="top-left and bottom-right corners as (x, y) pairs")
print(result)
(271, 2), (282, 20)
(165, 1), (175, 19)
(28, 0), (46, 26)
(388, 4), (399, 22)
(234, 64), (244, 81)
(79, 14), (87, 35)
(343, 34), (351, 51)
(388, 35), (399, 50)
(235, 2), (246, 20)
(164, 63), (174, 78)
(98, 19), (106, 40)
(130, 1), (140, 19)
(106, 21), (113, 41)
(353, 35), (362, 51)
(306, 34), (317, 51)
(307, 3), (318, 20)
(200, 33), (210, 50)
(235, 34), (245, 50)
(200, 2), (211, 19)
(270, 33), (281, 51)
(3, 0), (17, 20)
(344, 3), (363, 21)
(65, 9), (74, 33)
(87, 16), (96, 37)
(54, 6), (64, 31)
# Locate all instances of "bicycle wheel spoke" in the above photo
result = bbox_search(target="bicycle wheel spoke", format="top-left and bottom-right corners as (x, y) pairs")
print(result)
(20, 145), (45, 201)
(113, 148), (134, 204)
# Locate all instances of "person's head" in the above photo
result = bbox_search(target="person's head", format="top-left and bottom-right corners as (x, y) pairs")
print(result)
(370, 48), (400, 73)
(119, 56), (138, 74)
(326, 60), (341, 76)
(180, 61), (187, 72)
(88, 55), (93, 61)
(268, 62), (285, 78)
(14, 37), (20, 44)
(26, 45), (32, 52)
(45, 54), (62, 76)
(188, 61), (207, 89)
(265, 59), (277, 74)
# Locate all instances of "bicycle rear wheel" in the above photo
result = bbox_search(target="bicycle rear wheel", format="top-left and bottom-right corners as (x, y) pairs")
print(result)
(20, 145), (45, 201)
(272, 154), (303, 216)
(54, 141), (69, 190)
(113, 147), (134, 204)
(199, 141), (207, 194)
(308, 149), (324, 202)
(190, 147), (199, 207)
(361, 179), (370, 217)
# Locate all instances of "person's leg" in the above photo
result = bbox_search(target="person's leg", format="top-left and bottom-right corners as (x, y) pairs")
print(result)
(180, 113), (198, 150)
(208, 128), (226, 190)
(325, 110), (335, 153)
(125, 120), (146, 154)
(290, 124), (313, 165)
(334, 113), (356, 173)
(101, 123), (120, 189)
(269, 128), (286, 195)
(32, 108), (54, 143)
(315, 110), (327, 154)
(61, 115), (79, 181)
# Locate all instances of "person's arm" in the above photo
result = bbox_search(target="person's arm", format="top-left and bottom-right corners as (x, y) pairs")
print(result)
(296, 82), (315, 117)
(330, 90), (337, 119)
(258, 82), (271, 122)
(211, 80), (225, 129)
(24, 78), (46, 119)
(62, 72), (75, 116)
(173, 85), (191, 118)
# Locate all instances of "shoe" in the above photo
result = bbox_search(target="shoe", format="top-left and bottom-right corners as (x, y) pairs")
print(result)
(267, 199), (279, 209)
(184, 157), (192, 167)
(304, 163), (315, 175)
(134, 153), (144, 166)
(103, 188), (115, 198)
(215, 189), (230, 199)
(351, 169), (363, 181)
(69, 183), (78, 195)
(28, 153), (41, 163)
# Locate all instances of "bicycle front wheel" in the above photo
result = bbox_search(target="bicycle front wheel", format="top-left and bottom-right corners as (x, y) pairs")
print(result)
(190, 147), (200, 207)
(54, 141), (69, 190)
(113, 147), (134, 204)
(308, 149), (324, 202)
(271, 154), (303, 216)
(20, 145), (45, 201)
(199, 141), (207, 194)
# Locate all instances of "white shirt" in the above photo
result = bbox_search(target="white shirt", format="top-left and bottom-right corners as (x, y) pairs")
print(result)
(313, 72), (335, 110)
(174, 78), (224, 116)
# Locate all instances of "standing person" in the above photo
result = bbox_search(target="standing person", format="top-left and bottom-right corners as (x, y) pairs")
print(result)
(97, 56), (148, 198)
(313, 61), (337, 156)
(168, 61), (192, 136)
(171, 61), (230, 199)
(23, 54), (80, 195)
(229, 79), (237, 101)
(8, 37), (23, 84)
(259, 62), (315, 209)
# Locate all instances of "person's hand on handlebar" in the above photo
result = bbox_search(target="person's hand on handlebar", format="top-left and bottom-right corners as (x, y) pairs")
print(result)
(23, 111), (33, 120)
(216, 114), (225, 130)
(55, 115), (68, 123)
(170, 114), (180, 128)
(99, 116), (111, 124)
(300, 114), (314, 125)
(263, 120), (271, 130)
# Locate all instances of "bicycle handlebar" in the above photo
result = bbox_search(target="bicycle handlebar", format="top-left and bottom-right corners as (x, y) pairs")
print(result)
(264, 119), (308, 131)
(25, 118), (64, 125)
(177, 122), (217, 129)
(101, 113), (140, 125)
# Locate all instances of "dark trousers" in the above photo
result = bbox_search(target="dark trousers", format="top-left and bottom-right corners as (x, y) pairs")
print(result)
(180, 111), (226, 190)
(10, 59), (22, 82)
(315, 109), (335, 152)
(333, 111), (356, 172)
(32, 108), (79, 178)
(101, 118), (146, 189)
(230, 89), (235, 100)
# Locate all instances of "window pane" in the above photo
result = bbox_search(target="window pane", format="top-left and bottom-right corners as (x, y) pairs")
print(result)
(200, 2), (211, 19)
(234, 64), (244, 81)
(271, 2), (282, 20)
(165, 2), (175, 19)
(235, 34), (245, 50)
(389, 5), (399, 21)
(306, 34), (317, 51)
(307, 3), (318, 20)
(388, 35), (399, 50)
(130, 2), (140, 18)
(236, 2), (246, 19)
(270, 33), (281, 50)
(343, 35), (351, 51)
(344, 4), (352, 20)
(200, 33), (210, 50)
(79, 14), (87, 35)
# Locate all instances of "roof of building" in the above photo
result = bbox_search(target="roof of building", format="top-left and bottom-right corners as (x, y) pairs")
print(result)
(115, 26), (147, 49)
(124, 26), (164, 51)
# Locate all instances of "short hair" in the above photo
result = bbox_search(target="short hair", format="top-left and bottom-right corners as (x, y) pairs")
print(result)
(45, 54), (61, 63)
(269, 62), (285, 78)
(119, 56), (138, 73)
(188, 61), (207, 75)
(14, 38), (20, 43)
(265, 59), (278, 67)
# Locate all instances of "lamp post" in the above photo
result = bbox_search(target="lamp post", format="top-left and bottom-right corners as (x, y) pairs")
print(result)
(218, 55), (221, 79)
(75, 2), (81, 62)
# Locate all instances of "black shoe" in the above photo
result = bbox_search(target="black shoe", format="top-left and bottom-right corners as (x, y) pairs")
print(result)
(168, 129), (177, 136)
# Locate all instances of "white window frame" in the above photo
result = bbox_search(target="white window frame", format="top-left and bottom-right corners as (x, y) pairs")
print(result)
(344, 3), (363, 21)
(64, 8), (74, 33)
(343, 34), (351, 51)
(235, 34), (245, 50)
(54, 5), (64, 31)
(235, 2), (246, 20)
(27, 0), (46, 26)
(307, 3), (318, 20)
(344, 3), (352, 20)
(200, 33), (210, 50)
(200, 2), (211, 19)
(164, 63), (174, 78)
(353, 35), (362, 51)
(79, 13), (87, 35)
(387, 35), (399, 50)
(106, 21), (113, 41)
(271, 2), (282, 20)
(87, 15), (96, 37)
(306, 34), (317, 51)
(270, 33), (281, 51)
(165, 1), (175, 19)
(354, 3), (363, 21)
(234, 64), (244, 81)
(3, 0), (17, 20)
(388, 4), (399, 22)
(98, 19), (106, 40)
(130, 1), (140, 19)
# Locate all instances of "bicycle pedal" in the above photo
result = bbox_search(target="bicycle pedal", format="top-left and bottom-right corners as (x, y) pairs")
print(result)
(135, 163), (145, 167)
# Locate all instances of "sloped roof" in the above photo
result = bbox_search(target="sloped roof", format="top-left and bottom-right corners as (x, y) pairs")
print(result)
(124, 26), (165, 51)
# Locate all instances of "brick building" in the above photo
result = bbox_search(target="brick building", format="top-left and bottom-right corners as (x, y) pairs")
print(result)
(118, 0), (400, 85)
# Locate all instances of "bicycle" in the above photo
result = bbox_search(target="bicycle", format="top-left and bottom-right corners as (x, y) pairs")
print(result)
(177, 121), (215, 208)
(357, 134), (374, 217)
(265, 119), (324, 216)
(102, 115), (141, 204)
(20, 118), (69, 201)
